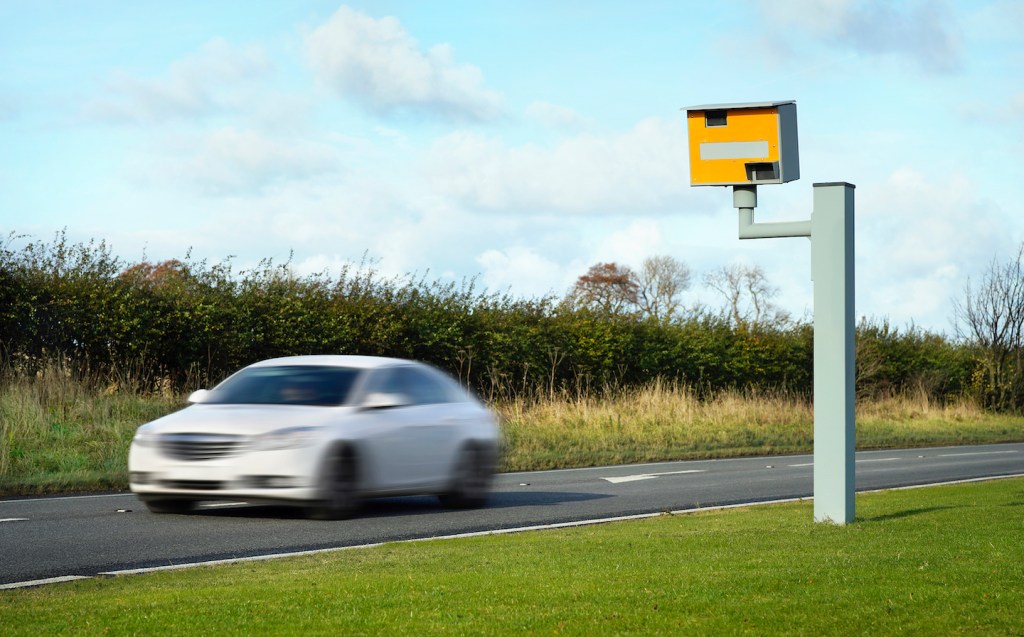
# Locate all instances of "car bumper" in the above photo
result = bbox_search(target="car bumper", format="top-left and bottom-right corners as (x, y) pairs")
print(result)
(128, 444), (323, 503)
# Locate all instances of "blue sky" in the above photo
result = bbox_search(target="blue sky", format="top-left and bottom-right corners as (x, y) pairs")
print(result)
(3, 0), (1022, 333)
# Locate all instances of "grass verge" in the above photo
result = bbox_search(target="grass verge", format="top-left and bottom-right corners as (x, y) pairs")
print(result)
(2, 478), (1023, 635)
(0, 372), (178, 494)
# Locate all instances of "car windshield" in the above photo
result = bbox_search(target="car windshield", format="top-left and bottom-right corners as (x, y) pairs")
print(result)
(205, 366), (362, 406)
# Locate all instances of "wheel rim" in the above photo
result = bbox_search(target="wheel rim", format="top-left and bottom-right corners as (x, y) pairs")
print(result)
(324, 451), (356, 514)
(460, 447), (486, 499)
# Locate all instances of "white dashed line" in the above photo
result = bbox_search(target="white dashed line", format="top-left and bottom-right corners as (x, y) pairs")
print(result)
(937, 450), (1019, 458)
(0, 518), (29, 523)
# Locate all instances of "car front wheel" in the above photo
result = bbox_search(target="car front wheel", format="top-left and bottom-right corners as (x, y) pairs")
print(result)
(439, 445), (493, 509)
(309, 447), (360, 520)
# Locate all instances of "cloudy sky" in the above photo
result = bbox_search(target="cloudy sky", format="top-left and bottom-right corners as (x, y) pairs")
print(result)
(3, 0), (1022, 334)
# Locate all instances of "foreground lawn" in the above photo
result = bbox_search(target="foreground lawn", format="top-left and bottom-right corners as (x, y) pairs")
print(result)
(2, 478), (1023, 635)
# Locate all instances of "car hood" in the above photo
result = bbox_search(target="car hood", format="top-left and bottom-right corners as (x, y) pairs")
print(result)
(136, 404), (357, 437)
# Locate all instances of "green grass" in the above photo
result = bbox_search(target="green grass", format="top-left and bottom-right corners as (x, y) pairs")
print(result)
(2, 478), (1023, 635)
(2, 373), (1023, 495)
(0, 373), (179, 494)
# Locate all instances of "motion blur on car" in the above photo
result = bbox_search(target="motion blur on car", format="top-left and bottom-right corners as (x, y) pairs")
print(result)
(129, 355), (501, 519)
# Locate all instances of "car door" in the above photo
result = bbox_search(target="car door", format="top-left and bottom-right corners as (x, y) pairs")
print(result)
(395, 366), (463, 484)
(357, 366), (459, 489)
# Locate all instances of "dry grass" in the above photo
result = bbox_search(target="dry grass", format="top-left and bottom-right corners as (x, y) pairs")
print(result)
(2, 371), (1021, 494)
(856, 388), (1022, 449)
(497, 381), (1021, 471)
(497, 380), (815, 470)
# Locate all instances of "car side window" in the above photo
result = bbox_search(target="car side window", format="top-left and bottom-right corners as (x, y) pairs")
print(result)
(400, 367), (450, 405)
(361, 365), (470, 407)
(367, 366), (448, 406)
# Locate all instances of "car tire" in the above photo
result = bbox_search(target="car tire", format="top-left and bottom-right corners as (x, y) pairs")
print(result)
(142, 498), (196, 514)
(439, 445), (493, 509)
(309, 447), (360, 520)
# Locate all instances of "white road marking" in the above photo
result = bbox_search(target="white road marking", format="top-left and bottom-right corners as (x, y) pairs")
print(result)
(602, 469), (705, 484)
(793, 457), (903, 467)
(604, 475), (658, 484)
(199, 502), (249, 509)
(0, 518), (29, 523)
(937, 450), (1019, 458)
(0, 576), (90, 590)
(0, 493), (132, 505)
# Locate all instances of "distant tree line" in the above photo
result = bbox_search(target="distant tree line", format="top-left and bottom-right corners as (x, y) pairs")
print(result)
(0, 231), (1005, 410)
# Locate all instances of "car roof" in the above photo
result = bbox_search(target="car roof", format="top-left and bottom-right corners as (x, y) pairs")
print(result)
(247, 355), (414, 370)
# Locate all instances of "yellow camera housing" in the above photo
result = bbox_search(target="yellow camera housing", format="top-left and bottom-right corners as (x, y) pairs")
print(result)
(686, 101), (799, 186)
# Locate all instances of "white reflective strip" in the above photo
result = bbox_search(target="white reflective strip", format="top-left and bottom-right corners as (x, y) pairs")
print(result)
(700, 140), (769, 160)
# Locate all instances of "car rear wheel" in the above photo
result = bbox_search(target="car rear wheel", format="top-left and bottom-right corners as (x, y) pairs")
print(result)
(439, 445), (492, 509)
(309, 447), (360, 520)
(142, 498), (196, 514)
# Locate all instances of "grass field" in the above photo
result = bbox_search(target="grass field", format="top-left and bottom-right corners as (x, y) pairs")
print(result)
(2, 478), (1022, 635)
(2, 371), (1023, 495)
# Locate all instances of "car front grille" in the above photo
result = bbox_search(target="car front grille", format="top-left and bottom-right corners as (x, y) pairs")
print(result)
(159, 433), (245, 461)
(159, 480), (225, 491)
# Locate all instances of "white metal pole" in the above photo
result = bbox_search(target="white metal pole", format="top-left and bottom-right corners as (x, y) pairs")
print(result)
(810, 182), (856, 524)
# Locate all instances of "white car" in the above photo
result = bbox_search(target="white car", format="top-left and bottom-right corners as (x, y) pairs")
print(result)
(129, 355), (501, 519)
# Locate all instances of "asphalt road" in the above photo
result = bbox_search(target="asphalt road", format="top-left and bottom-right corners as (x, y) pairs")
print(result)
(2, 442), (1023, 588)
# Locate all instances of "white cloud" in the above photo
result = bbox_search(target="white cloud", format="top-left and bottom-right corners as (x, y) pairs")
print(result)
(856, 167), (1010, 329)
(593, 220), (666, 267)
(147, 127), (339, 195)
(305, 5), (503, 121)
(756, 0), (963, 74)
(959, 91), (1024, 125)
(476, 246), (569, 297)
(423, 117), (694, 215)
(82, 38), (272, 123)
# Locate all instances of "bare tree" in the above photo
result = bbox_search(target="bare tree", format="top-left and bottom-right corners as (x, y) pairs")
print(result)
(633, 255), (691, 324)
(567, 262), (639, 315)
(953, 244), (1024, 412)
(703, 263), (787, 329)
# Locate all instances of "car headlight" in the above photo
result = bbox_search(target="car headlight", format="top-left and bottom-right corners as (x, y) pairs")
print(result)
(132, 429), (159, 447)
(253, 426), (322, 451)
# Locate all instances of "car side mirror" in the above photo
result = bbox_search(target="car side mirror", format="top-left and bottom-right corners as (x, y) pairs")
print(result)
(361, 392), (410, 410)
(187, 389), (212, 404)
